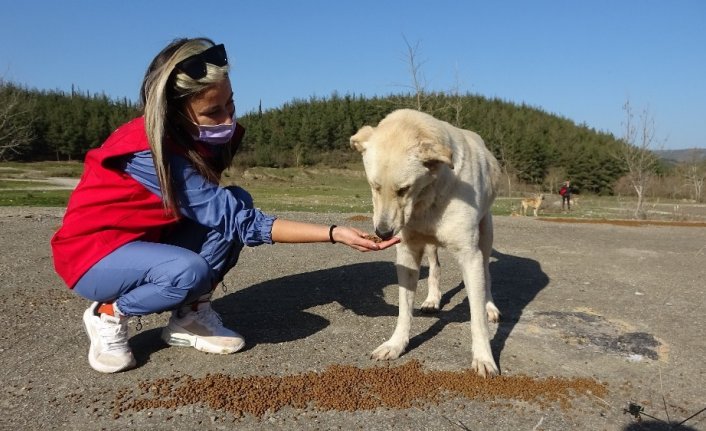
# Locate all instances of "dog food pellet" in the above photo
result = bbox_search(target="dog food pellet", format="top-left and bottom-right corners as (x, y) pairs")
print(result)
(113, 361), (607, 419)
(363, 234), (383, 243)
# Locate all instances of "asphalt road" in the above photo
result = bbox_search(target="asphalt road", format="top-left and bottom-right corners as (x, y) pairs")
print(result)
(1, 208), (704, 430)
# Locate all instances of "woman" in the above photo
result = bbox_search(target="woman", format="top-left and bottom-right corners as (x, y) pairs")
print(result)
(51, 37), (398, 373)
(560, 180), (572, 211)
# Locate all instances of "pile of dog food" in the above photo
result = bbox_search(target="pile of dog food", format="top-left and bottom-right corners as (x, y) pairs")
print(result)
(113, 360), (606, 419)
(363, 234), (383, 243)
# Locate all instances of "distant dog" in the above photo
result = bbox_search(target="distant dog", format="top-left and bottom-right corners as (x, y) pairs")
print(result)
(351, 109), (501, 377)
(521, 194), (545, 216)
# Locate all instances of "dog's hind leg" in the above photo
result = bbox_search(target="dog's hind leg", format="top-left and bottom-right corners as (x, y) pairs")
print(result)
(480, 214), (500, 323)
(371, 242), (424, 360)
(420, 244), (442, 313)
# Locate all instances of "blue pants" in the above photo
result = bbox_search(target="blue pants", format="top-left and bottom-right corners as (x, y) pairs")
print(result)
(73, 218), (243, 316)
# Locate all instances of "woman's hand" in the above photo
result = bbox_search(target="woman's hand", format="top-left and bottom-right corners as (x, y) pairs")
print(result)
(331, 226), (400, 252)
(270, 219), (399, 251)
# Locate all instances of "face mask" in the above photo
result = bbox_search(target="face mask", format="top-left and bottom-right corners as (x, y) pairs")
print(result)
(192, 118), (236, 145)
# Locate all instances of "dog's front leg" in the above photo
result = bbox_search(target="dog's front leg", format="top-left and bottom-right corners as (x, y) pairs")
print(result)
(371, 244), (422, 360)
(421, 244), (442, 313)
(459, 249), (499, 377)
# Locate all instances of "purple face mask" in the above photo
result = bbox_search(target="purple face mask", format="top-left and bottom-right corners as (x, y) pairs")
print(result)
(192, 118), (236, 145)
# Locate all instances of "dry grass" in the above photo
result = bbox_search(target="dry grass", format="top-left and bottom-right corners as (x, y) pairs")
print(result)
(2, 163), (706, 222)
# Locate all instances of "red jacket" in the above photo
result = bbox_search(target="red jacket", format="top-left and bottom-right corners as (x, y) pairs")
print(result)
(51, 117), (178, 288)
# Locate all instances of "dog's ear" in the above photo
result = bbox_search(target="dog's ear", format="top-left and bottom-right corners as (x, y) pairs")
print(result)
(418, 139), (453, 171)
(350, 126), (374, 153)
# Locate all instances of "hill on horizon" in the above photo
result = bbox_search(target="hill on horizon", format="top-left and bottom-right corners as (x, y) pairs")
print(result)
(655, 148), (706, 163)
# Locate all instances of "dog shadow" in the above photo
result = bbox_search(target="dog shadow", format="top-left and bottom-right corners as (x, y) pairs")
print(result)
(406, 250), (549, 367)
(128, 250), (545, 366)
(208, 249), (546, 367)
(622, 422), (698, 431)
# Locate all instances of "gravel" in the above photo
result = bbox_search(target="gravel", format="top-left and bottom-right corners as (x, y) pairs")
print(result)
(1, 208), (704, 430)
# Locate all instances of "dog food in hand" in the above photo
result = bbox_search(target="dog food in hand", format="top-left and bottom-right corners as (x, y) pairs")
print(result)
(364, 234), (383, 243)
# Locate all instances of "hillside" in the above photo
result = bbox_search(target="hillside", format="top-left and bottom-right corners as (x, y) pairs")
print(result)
(236, 93), (625, 195)
(655, 148), (706, 164)
(3, 82), (626, 194)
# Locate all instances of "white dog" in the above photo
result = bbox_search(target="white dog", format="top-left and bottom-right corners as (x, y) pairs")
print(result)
(351, 109), (501, 377)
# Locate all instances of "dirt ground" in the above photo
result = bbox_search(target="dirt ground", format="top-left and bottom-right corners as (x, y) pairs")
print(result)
(1, 207), (704, 431)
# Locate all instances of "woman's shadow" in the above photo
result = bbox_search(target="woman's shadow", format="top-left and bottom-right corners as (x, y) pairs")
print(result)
(216, 261), (403, 346)
(127, 260), (401, 364)
(130, 249), (547, 366)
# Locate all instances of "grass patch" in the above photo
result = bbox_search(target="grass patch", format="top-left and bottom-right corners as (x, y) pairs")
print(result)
(489, 198), (514, 216)
(0, 179), (43, 189)
(228, 167), (373, 213)
(1, 163), (704, 221)
(230, 167), (521, 215)
(0, 161), (84, 179)
(0, 190), (72, 207)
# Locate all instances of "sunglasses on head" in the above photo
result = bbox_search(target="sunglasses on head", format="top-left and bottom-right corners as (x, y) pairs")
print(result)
(175, 43), (228, 80)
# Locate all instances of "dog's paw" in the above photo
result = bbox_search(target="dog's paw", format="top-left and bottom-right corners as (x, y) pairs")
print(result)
(486, 302), (501, 323)
(471, 356), (499, 378)
(420, 299), (440, 314)
(370, 343), (405, 360)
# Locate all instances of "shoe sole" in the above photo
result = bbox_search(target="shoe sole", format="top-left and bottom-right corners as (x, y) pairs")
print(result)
(82, 308), (136, 373)
(161, 324), (245, 354)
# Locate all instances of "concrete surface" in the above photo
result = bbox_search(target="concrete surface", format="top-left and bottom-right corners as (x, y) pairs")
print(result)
(0, 208), (704, 430)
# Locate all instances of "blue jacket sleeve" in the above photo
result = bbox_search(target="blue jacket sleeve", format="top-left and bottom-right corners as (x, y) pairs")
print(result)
(123, 150), (275, 246)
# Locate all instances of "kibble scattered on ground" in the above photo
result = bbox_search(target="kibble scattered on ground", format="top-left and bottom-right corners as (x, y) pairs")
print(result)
(113, 360), (607, 420)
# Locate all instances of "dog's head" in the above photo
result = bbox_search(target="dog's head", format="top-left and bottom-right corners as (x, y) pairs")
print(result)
(350, 109), (454, 240)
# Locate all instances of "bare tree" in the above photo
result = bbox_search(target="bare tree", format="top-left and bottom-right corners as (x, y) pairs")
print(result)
(401, 35), (427, 111)
(544, 166), (568, 194)
(680, 150), (706, 202)
(397, 37), (469, 120)
(491, 126), (524, 197)
(449, 63), (464, 127)
(618, 100), (662, 219)
(0, 81), (35, 160)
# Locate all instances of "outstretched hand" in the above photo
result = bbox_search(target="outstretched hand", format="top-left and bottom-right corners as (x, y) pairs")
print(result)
(333, 226), (400, 252)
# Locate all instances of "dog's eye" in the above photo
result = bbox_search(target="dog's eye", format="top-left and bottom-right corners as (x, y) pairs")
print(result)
(396, 186), (410, 197)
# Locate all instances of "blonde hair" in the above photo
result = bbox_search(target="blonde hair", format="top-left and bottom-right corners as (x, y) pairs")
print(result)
(140, 37), (233, 214)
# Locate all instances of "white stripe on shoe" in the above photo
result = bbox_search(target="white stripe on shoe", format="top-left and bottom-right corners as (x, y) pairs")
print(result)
(161, 300), (245, 354)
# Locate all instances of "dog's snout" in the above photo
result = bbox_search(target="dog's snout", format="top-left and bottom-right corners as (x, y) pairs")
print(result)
(375, 228), (395, 241)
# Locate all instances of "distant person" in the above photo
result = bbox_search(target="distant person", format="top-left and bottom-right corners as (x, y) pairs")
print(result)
(559, 180), (572, 211)
(50, 37), (399, 373)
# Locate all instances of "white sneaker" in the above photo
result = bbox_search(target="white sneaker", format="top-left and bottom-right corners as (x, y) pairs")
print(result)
(161, 297), (245, 354)
(82, 302), (136, 373)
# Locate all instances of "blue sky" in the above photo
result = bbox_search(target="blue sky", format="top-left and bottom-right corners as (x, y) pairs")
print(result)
(1, 1), (704, 150)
